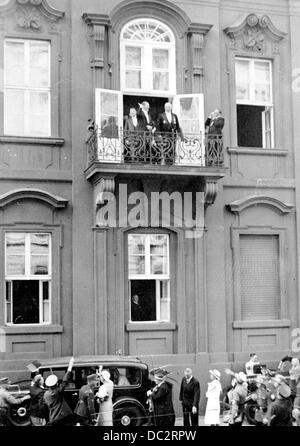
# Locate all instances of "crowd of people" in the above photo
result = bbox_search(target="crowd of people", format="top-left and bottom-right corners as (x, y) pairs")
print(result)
(2, 352), (297, 427)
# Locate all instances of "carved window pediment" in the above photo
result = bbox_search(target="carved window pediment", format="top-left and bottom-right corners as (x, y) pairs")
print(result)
(224, 13), (286, 54)
(0, 0), (65, 32)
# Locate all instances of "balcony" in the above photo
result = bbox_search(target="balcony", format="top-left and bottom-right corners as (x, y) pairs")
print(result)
(85, 128), (227, 207)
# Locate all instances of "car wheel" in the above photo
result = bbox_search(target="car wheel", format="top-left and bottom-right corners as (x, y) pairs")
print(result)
(8, 400), (31, 427)
(245, 402), (259, 426)
(113, 405), (144, 427)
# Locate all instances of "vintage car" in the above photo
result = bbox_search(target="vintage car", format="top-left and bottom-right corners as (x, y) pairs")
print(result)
(7, 355), (151, 426)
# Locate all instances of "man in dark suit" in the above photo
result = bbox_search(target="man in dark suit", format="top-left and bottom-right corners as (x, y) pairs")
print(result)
(136, 101), (155, 162)
(179, 367), (200, 426)
(156, 102), (183, 164)
(205, 109), (225, 165)
(124, 107), (139, 162)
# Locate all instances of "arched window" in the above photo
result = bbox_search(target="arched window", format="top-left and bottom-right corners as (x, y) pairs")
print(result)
(120, 18), (176, 96)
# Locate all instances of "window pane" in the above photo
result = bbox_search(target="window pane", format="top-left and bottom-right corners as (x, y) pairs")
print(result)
(99, 91), (119, 131)
(153, 72), (169, 90)
(6, 256), (25, 275)
(235, 59), (250, 101)
(128, 235), (146, 255)
(125, 46), (141, 67)
(150, 235), (168, 255)
(6, 282), (12, 324)
(130, 280), (156, 321)
(152, 49), (168, 69)
(31, 256), (49, 275)
(4, 90), (25, 135)
(12, 280), (39, 324)
(5, 41), (25, 86)
(6, 233), (25, 255)
(160, 281), (169, 321)
(129, 256), (145, 275)
(31, 234), (49, 255)
(29, 92), (50, 136)
(6, 233), (25, 275)
(255, 61), (271, 102)
(125, 70), (141, 89)
(150, 255), (167, 274)
(29, 41), (50, 87)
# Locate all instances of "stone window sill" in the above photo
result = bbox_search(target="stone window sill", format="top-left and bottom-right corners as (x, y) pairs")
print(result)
(0, 324), (63, 334)
(126, 322), (176, 332)
(232, 319), (291, 329)
(227, 147), (288, 156)
(0, 136), (65, 146)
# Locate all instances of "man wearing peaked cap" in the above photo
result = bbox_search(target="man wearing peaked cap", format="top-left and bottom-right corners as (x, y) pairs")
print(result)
(268, 383), (293, 426)
(75, 374), (98, 426)
(43, 357), (75, 426)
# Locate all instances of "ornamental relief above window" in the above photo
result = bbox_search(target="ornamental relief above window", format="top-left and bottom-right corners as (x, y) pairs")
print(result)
(0, 0), (65, 33)
(224, 13), (287, 55)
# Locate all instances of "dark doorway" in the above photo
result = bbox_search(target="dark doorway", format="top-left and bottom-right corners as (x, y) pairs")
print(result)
(123, 95), (168, 125)
(237, 104), (265, 148)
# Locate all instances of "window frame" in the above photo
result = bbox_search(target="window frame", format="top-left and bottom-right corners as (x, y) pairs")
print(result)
(128, 233), (170, 323)
(231, 226), (288, 326)
(120, 18), (176, 96)
(235, 56), (274, 148)
(4, 231), (52, 326)
(3, 38), (51, 138)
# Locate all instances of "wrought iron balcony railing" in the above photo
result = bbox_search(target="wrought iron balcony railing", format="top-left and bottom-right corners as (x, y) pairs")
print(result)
(86, 128), (224, 168)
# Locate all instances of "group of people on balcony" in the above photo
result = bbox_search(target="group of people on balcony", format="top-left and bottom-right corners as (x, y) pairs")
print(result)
(91, 101), (224, 165)
(122, 101), (183, 164)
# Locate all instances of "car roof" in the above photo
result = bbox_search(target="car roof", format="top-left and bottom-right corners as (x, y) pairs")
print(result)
(34, 355), (148, 369)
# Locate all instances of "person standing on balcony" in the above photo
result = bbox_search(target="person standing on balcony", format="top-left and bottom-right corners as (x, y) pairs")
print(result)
(124, 108), (139, 162)
(137, 101), (155, 162)
(205, 109), (225, 165)
(156, 102), (183, 165)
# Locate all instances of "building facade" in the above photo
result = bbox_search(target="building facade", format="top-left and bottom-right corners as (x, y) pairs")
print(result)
(0, 0), (300, 413)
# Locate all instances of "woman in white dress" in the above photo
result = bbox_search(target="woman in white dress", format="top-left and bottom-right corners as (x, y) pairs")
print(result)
(204, 369), (222, 426)
(96, 370), (114, 426)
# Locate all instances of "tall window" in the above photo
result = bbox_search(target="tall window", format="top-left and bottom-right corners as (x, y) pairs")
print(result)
(120, 19), (176, 95)
(235, 57), (273, 148)
(239, 234), (280, 320)
(5, 233), (51, 325)
(4, 39), (51, 137)
(128, 234), (170, 322)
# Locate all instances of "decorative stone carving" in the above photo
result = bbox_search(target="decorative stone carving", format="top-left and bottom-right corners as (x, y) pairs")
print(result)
(187, 23), (212, 92)
(0, 0), (65, 31)
(226, 195), (295, 215)
(82, 14), (110, 70)
(92, 174), (116, 227)
(0, 188), (68, 209)
(224, 13), (286, 54)
(16, 4), (41, 29)
(204, 179), (219, 206)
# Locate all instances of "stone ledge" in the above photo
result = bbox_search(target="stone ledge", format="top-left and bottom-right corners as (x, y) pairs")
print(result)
(0, 136), (65, 146)
(232, 319), (291, 329)
(0, 324), (63, 334)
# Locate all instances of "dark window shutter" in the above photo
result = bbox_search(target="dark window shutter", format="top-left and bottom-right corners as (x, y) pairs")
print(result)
(239, 234), (280, 320)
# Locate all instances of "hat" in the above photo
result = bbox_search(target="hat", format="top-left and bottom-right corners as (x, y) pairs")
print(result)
(100, 370), (111, 382)
(209, 369), (221, 380)
(278, 383), (291, 398)
(45, 374), (58, 387)
(87, 373), (98, 383)
(235, 372), (247, 383)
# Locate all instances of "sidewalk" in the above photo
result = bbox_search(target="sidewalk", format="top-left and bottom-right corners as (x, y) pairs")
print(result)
(175, 416), (227, 426)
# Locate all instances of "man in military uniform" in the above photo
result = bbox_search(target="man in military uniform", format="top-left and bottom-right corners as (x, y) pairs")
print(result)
(0, 377), (31, 426)
(44, 357), (75, 426)
(74, 373), (98, 425)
